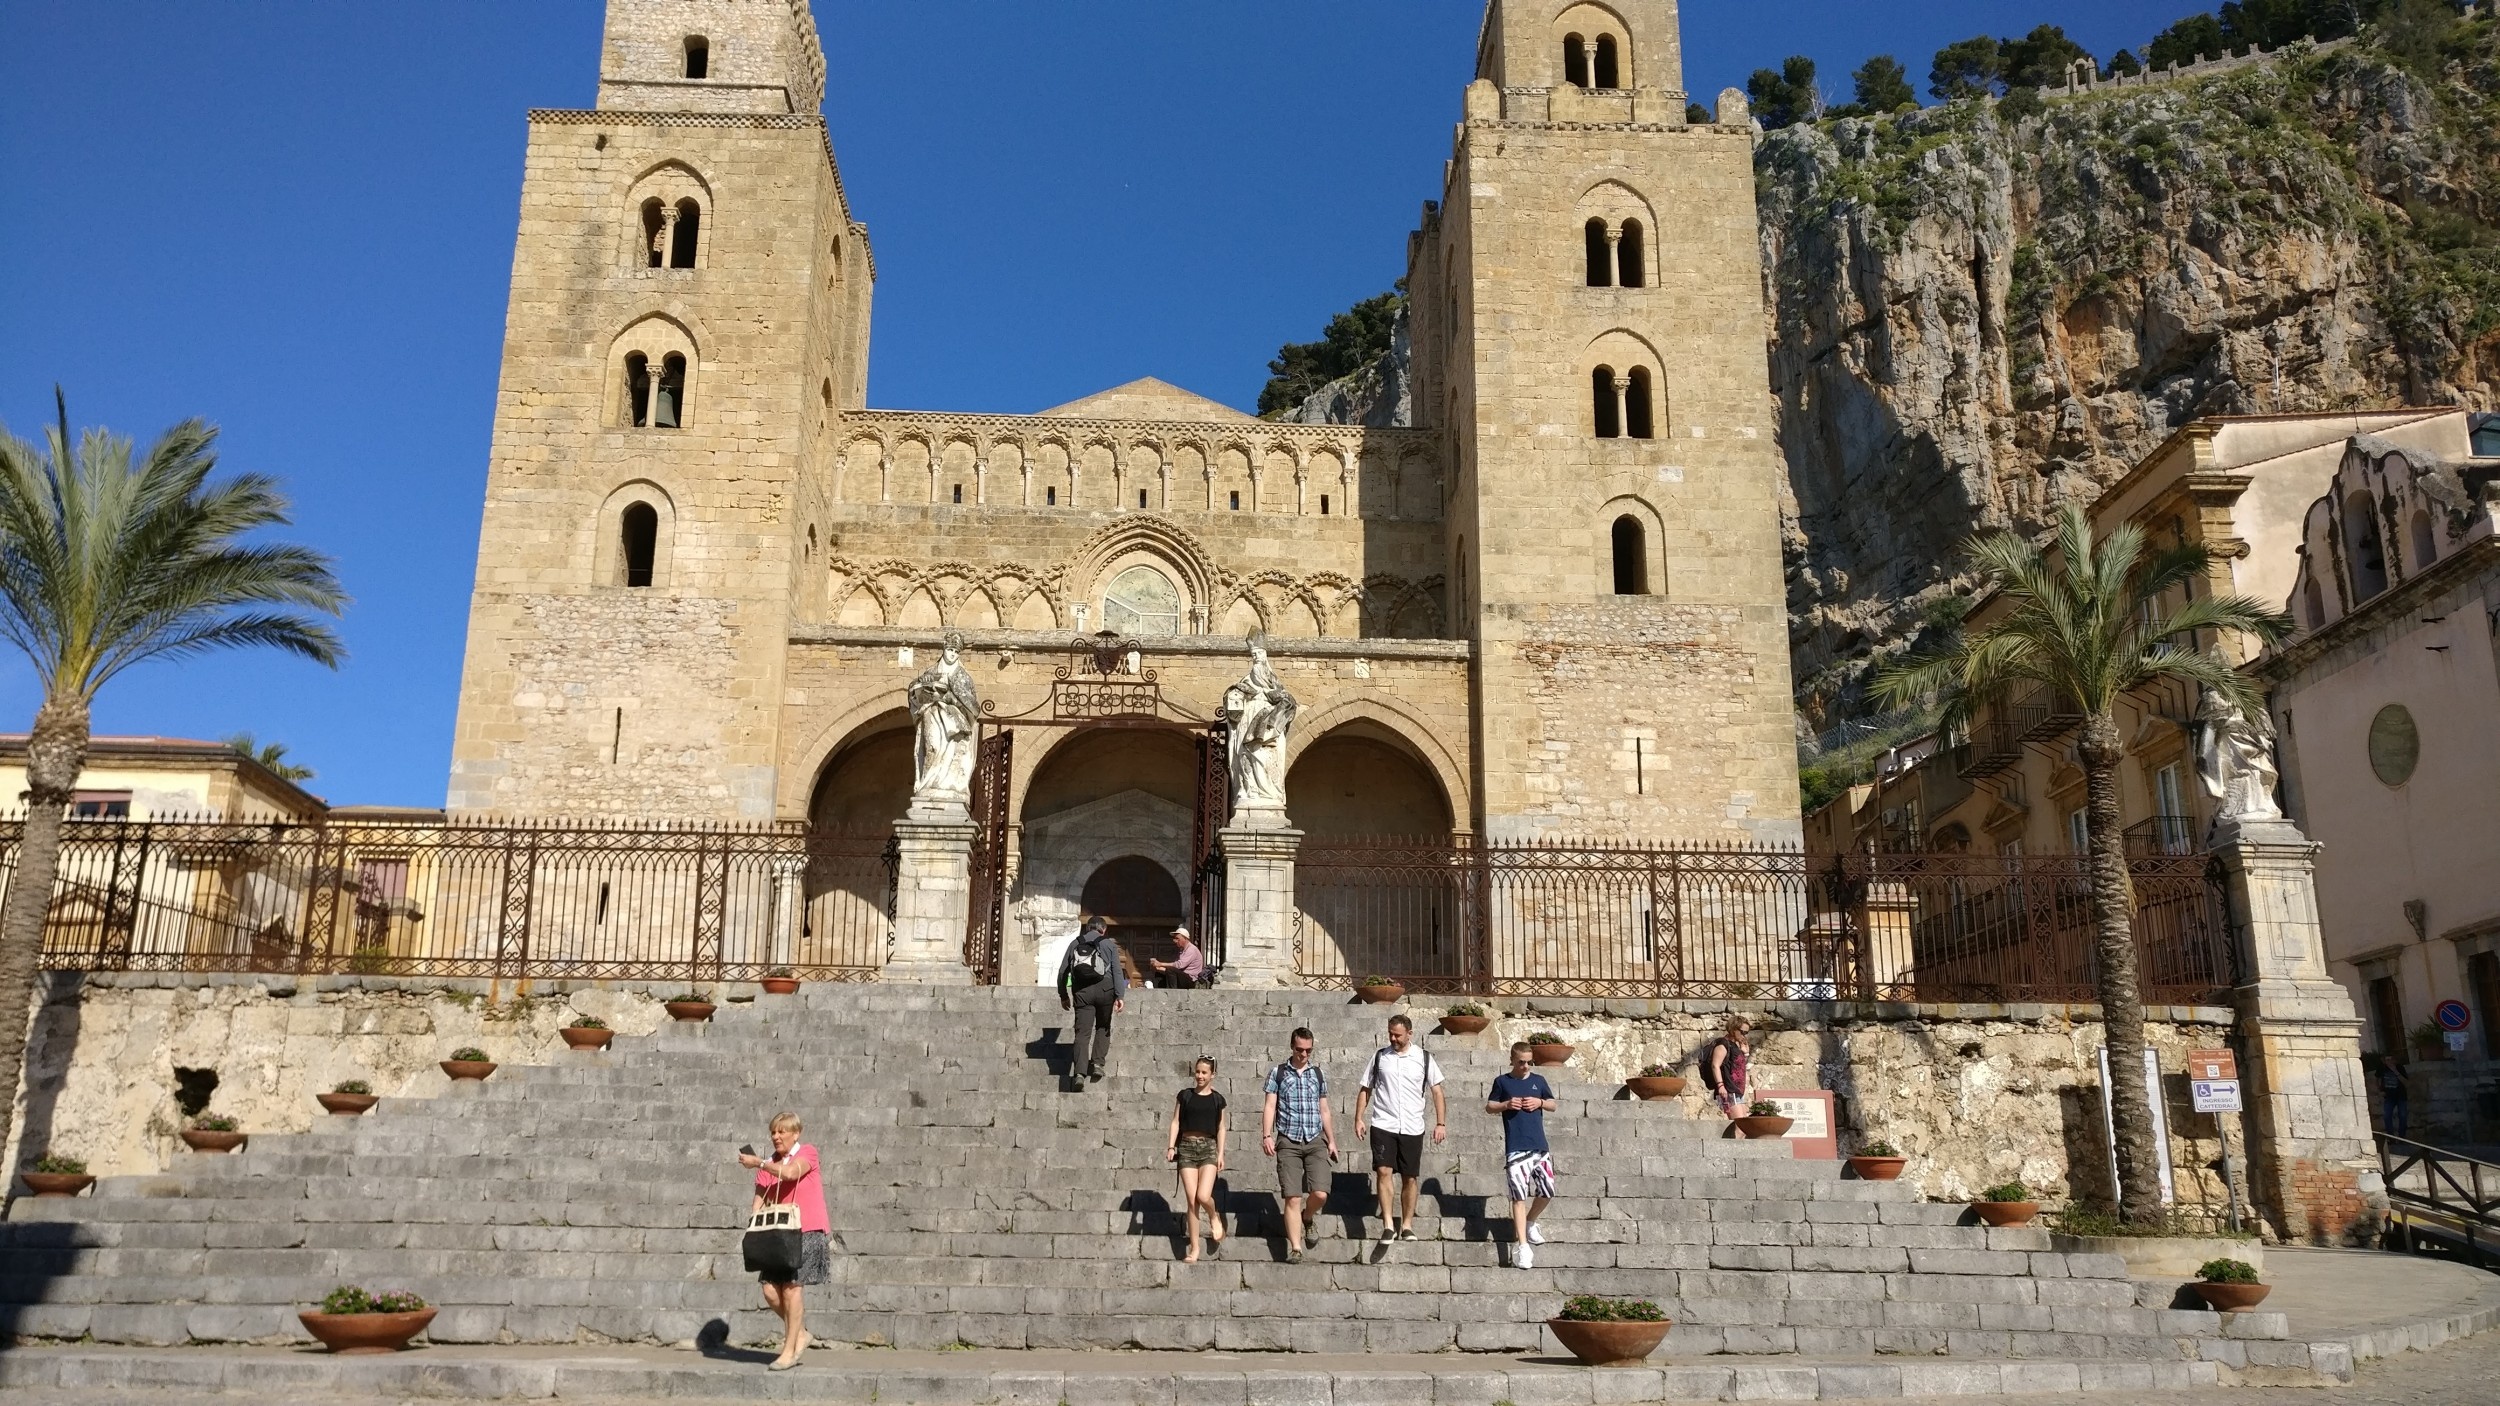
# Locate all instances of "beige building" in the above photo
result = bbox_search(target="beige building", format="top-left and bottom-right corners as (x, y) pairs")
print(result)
(0, 735), (322, 824)
(447, 0), (1802, 978)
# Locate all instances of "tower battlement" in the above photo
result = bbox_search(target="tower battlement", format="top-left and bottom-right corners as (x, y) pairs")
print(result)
(598, 0), (826, 115)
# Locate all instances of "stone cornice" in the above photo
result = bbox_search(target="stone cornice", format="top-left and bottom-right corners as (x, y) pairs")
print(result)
(787, 625), (1472, 662)
(839, 409), (1437, 454)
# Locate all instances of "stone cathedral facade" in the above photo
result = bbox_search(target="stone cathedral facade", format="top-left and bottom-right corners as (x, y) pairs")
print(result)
(448, 0), (1802, 970)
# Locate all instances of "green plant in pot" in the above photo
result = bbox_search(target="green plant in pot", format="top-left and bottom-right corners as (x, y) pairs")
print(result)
(1847, 1139), (1907, 1180)
(2191, 1256), (2270, 1312)
(1356, 974), (1404, 1004)
(1440, 1001), (1491, 1034)
(1626, 1062), (1685, 1101)
(441, 1047), (496, 1080)
(1547, 1294), (1672, 1366)
(1974, 1179), (2040, 1227)
(317, 1079), (379, 1116)
(761, 968), (801, 994)
(300, 1285), (436, 1354)
(1527, 1031), (1574, 1065)
(22, 1152), (94, 1197)
(180, 1113), (246, 1153)
(665, 992), (717, 1022)
(561, 1014), (615, 1050)
(1733, 1099), (1791, 1139)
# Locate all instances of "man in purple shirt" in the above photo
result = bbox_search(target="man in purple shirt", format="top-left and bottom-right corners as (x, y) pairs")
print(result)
(1148, 926), (1208, 989)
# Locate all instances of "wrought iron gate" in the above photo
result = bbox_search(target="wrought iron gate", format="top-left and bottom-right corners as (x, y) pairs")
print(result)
(963, 731), (1014, 985)
(1190, 721), (1230, 972)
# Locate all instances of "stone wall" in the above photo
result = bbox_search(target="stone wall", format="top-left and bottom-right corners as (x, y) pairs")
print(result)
(13, 974), (2252, 1230)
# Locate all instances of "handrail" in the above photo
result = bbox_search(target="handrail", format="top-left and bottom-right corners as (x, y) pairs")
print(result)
(2378, 1132), (2500, 1267)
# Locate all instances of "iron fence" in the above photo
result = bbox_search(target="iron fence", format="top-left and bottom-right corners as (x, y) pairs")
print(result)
(1, 818), (895, 984)
(1292, 839), (2237, 1003)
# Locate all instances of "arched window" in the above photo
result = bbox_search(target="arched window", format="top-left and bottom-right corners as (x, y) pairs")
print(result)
(669, 199), (700, 268)
(1104, 565), (1182, 636)
(1563, 35), (1590, 89)
(1584, 218), (1613, 287)
(683, 36), (710, 79)
(653, 353), (687, 428)
(640, 199), (666, 269)
(625, 353), (653, 427)
(1617, 219), (1646, 288)
(2345, 492), (2387, 600)
(1625, 368), (1656, 440)
(621, 503), (658, 588)
(1591, 366), (1621, 438)
(1611, 516), (1647, 595)
(2302, 576), (2325, 630)
(1594, 35), (1621, 89)
(2407, 509), (2436, 574)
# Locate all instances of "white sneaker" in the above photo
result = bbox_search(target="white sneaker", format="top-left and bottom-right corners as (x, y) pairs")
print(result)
(1527, 1222), (1546, 1245)
(1515, 1242), (1535, 1270)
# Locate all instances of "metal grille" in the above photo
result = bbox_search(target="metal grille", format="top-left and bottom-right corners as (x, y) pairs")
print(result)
(5, 818), (892, 984)
(963, 732), (1014, 985)
(1292, 839), (2235, 1003)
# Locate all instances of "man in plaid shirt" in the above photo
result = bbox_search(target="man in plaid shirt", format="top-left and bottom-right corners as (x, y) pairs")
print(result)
(1261, 1026), (1338, 1262)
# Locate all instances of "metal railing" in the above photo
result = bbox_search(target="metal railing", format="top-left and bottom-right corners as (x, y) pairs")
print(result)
(2125, 816), (2200, 856)
(2, 818), (896, 984)
(1292, 839), (2235, 1002)
(2379, 1134), (2500, 1269)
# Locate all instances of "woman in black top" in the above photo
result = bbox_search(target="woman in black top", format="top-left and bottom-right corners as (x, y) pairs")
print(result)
(1164, 1056), (1228, 1261)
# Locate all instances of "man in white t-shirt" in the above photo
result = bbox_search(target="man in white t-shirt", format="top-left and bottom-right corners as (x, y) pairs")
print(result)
(1352, 1013), (1446, 1243)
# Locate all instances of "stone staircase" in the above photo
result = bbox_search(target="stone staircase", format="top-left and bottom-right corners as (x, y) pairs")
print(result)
(0, 987), (2304, 1377)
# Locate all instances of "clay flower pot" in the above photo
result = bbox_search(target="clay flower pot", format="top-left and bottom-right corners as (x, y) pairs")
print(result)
(316, 1092), (378, 1116)
(1439, 1014), (1490, 1035)
(1732, 1114), (1792, 1138)
(1626, 1076), (1686, 1101)
(1846, 1156), (1906, 1181)
(1547, 1316), (1672, 1367)
(1356, 983), (1405, 1005)
(180, 1130), (247, 1154)
(298, 1307), (438, 1354)
(1529, 1043), (1574, 1066)
(2192, 1281), (2271, 1312)
(439, 1060), (496, 1081)
(559, 1026), (614, 1051)
(21, 1172), (95, 1197)
(664, 1000), (716, 1022)
(760, 977), (801, 995)
(1972, 1200), (2039, 1227)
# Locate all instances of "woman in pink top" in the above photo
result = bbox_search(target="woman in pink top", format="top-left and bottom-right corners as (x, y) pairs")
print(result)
(739, 1111), (829, 1370)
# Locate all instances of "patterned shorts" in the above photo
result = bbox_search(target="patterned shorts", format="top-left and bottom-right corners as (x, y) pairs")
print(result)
(1505, 1151), (1557, 1203)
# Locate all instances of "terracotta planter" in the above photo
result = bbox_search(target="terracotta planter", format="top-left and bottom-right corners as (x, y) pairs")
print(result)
(21, 1172), (95, 1197)
(1356, 984), (1405, 1005)
(665, 1001), (716, 1022)
(1972, 1200), (2039, 1227)
(1846, 1156), (1906, 1181)
(2191, 1281), (2271, 1312)
(560, 1026), (614, 1051)
(1732, 1114), (1791, 1138)
(298, 1307), (438, 1354)
(1529, 1043), (1574, 1066)
(1626, 1076), (1686, 1101)
(439, 1060), (496, 1081)
(760, 978), (801, 995)
(1547, 1316), (1672, 1367)
(1439, 1014), (1490, 1035)
(180, 1130), (246, 1153)
(316, 1093), (378, 1116)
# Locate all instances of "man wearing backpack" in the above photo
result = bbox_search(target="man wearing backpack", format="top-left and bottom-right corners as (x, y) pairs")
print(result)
(1352, 1014), (1445, 1244)
(1057, 916), (1127, 1084)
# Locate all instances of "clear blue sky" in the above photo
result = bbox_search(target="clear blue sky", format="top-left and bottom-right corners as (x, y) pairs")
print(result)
(0, 1), (2201, 808)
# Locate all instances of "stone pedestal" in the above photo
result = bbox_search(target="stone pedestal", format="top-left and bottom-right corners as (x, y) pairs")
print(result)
(2216, 816), (2382, 1243)
(1217, 822), (1302, 989)
(885, 818), (978, 985)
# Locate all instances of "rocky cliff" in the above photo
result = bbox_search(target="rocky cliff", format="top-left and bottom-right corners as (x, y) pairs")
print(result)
(1764, 25), (2500, 724)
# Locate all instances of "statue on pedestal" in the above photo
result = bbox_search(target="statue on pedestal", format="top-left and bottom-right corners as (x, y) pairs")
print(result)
(1219, 637), (1297, 822)
(2196, 685), (2283, 823)
(907, 633), (981, 816)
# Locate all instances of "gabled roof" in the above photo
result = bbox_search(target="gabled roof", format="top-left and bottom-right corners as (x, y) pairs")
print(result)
(1040, 378), (1259, 424)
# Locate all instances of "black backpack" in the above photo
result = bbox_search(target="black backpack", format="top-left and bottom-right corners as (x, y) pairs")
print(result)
(1066, 935), (1115, 990)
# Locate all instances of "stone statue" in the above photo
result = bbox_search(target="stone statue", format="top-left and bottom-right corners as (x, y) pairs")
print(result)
(906, 633), (981, 816)
(1219, 637), (1298, 821)
(2195, 686), (2282, 822)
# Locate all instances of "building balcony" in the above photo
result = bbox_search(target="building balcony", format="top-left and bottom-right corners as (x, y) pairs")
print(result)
(2125, 815), (2200, 856)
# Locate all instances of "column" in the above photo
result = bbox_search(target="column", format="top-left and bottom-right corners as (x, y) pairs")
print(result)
(1217, 823), (1303, 990)
(768, 857), (803, 974)
(884, 818), (979, 985)
(2217, 815), (2382, 1243)
(1612, 375), (1632, 439)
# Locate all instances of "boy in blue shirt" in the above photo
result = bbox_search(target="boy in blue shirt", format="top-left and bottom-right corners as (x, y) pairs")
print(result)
(1485, 1041), (1556, 1268)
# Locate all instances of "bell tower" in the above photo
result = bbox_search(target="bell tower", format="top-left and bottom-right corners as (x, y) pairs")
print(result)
(446, 0), (870, 820)
(1412, 0), (1800, 844)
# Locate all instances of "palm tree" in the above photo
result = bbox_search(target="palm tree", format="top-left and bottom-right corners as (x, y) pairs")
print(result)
(1873, 503), (2288, 1225)
(224, 732), (315, 784)
(0, 394), (345, 1164)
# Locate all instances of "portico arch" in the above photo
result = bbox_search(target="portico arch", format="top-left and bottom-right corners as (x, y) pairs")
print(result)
(1285, 724), (1454, 840)
(1015, 727), (1200, 986)
(1284, 693), (1471, 833)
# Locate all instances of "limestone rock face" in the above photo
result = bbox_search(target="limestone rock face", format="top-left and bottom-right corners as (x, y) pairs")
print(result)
(1284, 304), (1414, 429)
(1760, 36), (2500, 720)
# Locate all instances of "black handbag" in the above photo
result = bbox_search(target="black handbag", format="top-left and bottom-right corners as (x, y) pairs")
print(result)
(741, 1202), (803, 1275)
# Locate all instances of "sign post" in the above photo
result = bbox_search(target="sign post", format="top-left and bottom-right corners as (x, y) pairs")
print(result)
(2188, 1048), (2243, 1232)
(2437, 1000), (2472, 1057)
